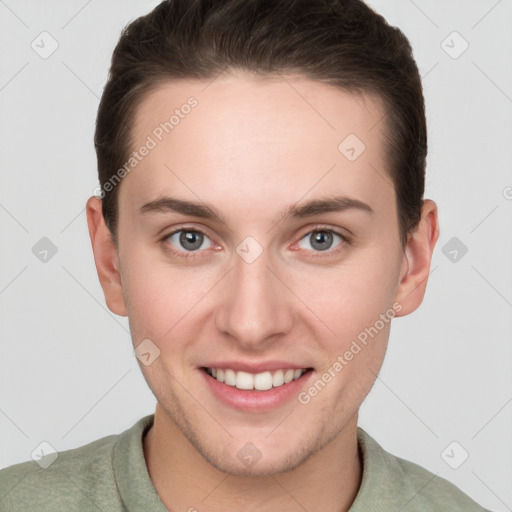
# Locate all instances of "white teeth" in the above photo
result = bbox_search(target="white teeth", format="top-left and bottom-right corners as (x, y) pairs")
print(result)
(284, 369), (294, 384)
(272, 369), (284, 387)
(206, 367), (307, 390)
(224, 369), (236, 386)
(236, 371), (253, 390)
(254, 371), (273, 391)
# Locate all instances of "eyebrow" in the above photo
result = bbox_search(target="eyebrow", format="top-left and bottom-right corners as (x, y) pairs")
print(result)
(138, 195), (374, 224)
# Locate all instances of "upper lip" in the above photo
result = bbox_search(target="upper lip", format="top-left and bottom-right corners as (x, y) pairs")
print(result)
(201, 361), (313, 373)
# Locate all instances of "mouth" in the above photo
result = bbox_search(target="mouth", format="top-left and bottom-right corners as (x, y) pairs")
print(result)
(202, 367), (312, 391)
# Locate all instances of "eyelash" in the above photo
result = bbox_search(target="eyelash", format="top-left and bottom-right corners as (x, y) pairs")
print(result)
(160, 225), (349, 260)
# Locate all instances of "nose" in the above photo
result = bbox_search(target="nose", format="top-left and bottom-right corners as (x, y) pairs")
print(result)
(214, 244), (294, 352)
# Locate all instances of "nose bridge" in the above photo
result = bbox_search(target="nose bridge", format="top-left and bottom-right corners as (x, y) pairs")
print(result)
(215, 240), (293, 348)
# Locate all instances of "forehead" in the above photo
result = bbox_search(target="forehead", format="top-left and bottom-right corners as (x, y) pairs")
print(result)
(120, 71), (392, 215)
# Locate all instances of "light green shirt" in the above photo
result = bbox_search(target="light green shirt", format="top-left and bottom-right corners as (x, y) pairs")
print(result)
(0, 415), (490, 511)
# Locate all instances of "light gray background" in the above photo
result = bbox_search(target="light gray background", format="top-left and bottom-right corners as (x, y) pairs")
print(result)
(0, 1), (511, 510)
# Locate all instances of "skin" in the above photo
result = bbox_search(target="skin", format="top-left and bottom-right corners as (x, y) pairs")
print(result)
(86, 70), (439, 511)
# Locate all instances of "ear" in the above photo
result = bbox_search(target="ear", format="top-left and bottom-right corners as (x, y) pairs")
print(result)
(394, 199), (440, 316)
(86, 196), (127, 317)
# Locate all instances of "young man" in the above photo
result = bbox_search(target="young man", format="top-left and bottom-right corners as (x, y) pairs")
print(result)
(0, 0), (491, 510)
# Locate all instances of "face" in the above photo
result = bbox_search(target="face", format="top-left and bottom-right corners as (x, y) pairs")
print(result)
(103, 71), (411, 475)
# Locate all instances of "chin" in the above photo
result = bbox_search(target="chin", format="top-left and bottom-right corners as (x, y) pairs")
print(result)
(196, 427), (331, 477)
(207, 446), (308, 477)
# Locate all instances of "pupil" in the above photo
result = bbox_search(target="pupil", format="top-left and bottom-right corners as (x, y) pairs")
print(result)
(180, 231), (203, 250)
(312, 231), (332, 251)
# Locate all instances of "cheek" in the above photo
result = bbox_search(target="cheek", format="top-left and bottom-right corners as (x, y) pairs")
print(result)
(295, 251), (400, 339)
(301, 263), (396, 413)
(120, 248), (216, 342)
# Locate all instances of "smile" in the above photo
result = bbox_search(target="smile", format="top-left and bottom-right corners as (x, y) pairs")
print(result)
(204, 367), (309, 391)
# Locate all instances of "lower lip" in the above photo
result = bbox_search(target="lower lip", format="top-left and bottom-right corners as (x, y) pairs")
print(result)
(200, 368), (314, 412)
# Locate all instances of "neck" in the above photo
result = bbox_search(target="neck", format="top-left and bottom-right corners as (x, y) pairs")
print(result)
(143, 404), (362, 512)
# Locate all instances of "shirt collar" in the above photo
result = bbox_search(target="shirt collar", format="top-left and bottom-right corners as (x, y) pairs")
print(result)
(112, 415), (426, 511)
(113, 414), (168, 511)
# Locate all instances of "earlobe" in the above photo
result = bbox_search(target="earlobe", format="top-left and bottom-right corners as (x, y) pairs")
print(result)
(394, 199), (440, 317)
(86, 196), (128, 317)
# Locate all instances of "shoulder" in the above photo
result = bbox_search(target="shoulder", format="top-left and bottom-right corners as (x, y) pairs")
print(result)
(391, 449), (489, 511)
(353, 427), (491, 512)
(0, 416), (152, 512)
(0, 433), (120, 511)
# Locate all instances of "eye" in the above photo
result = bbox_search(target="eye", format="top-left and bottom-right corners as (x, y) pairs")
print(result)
(163, 228), (214, 256)
(160, 225), (348, 260)
(296, 228), (347, 254)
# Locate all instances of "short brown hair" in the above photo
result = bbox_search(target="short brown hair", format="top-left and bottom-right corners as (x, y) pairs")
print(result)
(94, 0), (426, 248)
